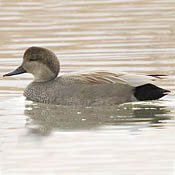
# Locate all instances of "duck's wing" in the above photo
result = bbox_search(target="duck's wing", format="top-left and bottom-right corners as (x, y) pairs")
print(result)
(61, 70), (128, 84)
(61, 70), (161, 86)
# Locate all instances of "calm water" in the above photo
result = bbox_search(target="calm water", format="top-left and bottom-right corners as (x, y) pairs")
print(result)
(1, 0), (175, 174)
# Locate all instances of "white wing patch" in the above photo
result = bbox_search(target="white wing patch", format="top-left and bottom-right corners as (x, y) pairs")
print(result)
(118, 73), (158, 87)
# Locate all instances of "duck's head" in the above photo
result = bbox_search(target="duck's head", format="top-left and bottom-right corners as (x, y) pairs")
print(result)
(3, 47), (60, 82)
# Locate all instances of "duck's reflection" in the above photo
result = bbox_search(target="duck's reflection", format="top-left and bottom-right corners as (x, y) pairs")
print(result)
(24, 101), (171, 137)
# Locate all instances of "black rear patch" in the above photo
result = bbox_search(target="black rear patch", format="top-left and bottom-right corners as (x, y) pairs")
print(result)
(134, 83), (170, 101)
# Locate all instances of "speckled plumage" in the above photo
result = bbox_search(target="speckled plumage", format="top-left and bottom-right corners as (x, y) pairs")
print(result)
(24, 75), (134, 105)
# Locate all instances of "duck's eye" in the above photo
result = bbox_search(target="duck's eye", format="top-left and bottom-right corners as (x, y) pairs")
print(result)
(29, 58), (36, 62)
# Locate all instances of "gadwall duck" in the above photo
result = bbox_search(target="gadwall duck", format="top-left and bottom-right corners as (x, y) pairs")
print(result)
(3, 47), (170, 106)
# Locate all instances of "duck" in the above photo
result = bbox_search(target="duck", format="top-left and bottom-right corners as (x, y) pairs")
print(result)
(3, 46), (170, 106)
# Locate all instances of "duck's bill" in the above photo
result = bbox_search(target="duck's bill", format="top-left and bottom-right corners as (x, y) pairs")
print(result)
(3, 66), (26, 77)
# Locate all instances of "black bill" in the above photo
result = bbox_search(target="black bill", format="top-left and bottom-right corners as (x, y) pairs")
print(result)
(3, 65), (26, 77)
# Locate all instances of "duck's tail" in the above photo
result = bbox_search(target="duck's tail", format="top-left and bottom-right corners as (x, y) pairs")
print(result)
(134, 83), (170, 101)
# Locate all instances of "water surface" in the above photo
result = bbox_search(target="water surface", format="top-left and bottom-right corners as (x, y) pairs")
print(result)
(1, 0), (175, 174)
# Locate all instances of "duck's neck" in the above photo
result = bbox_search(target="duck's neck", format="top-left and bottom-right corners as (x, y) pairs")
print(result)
(34, 75), (57, 82)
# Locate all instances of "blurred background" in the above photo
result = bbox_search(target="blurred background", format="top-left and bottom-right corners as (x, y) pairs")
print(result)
(1, 0), (175, 175)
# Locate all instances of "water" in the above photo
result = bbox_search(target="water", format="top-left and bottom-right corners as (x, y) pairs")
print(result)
(1, 0), (175, 174)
